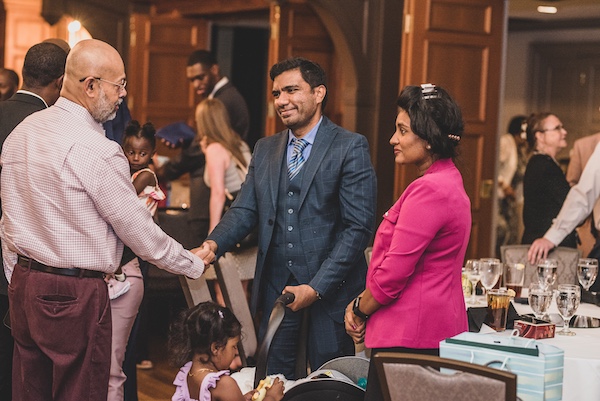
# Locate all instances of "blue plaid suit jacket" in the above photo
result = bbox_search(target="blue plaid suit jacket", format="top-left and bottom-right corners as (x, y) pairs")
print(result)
(208, 117), (377, 324)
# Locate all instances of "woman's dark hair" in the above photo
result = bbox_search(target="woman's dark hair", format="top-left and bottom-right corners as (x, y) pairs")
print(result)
(508, 115), (527, 136)
(168, 302), (242, 367)
(525, 112), (554, 152)
(397, 85), (464, 159)
(269, 57), (328, 110)
(123, 120), (156, 150)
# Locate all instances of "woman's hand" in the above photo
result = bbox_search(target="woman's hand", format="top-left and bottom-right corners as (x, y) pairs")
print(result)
(344, 301), (366, 344)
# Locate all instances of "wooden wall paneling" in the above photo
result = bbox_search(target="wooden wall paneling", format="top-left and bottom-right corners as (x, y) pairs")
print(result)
(399, 0), (505, 259)
(128, 13), (208, 130)
(265, 1), (339, 136)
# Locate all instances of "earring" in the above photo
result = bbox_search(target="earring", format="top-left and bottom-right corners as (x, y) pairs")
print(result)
(426, 144), (431, 150)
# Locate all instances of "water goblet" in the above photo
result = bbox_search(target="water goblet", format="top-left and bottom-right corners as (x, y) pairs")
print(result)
(537, 259), (558, 291)
(577, 258), (598, 292)
(528, 282), (553, 320)
(479, 258), (502, 297)
(464, 259), (482, 305)
(555, 284), (581, 336)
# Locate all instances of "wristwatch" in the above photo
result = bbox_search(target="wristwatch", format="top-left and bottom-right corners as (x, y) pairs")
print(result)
(352, 296), (369, 320)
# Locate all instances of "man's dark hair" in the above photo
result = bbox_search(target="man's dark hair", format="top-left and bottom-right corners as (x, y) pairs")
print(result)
(187, 50), (217, 67)
(269, 57), (328, 109)
(0, 68), (19, 88)
(22, 43), (67, 88)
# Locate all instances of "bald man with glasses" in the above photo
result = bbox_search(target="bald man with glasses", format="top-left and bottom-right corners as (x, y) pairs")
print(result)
(0, 39), (211, 401)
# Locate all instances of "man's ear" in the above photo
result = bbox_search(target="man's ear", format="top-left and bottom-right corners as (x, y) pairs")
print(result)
(55, 75), (64, 90)
(314, 84), (326, 105)
(81, 77), (96, 95)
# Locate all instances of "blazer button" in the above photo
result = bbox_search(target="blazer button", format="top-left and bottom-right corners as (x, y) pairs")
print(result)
(268, 219), (274, 225)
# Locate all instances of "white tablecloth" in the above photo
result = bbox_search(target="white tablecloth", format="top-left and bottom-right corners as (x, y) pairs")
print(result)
(471, 292), (600, 401)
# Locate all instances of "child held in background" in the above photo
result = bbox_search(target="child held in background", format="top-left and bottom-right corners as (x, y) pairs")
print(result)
(107, 121), (165, 401)
(107, 121), (165, 299)
(169, 302), (284, 401)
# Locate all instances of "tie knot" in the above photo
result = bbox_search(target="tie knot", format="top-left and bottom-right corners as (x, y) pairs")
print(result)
(292, 138), (309, 152)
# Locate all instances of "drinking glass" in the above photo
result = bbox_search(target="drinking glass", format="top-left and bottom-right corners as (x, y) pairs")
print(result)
(577, 258), (598, 291)
(555, 284), (581, 336)
(479, 258), (502, 297)
(503, 262), (525, 298)
(537, 259), (558, 291)
(528, 282), (553, 320)
(464, 259), (482, 305)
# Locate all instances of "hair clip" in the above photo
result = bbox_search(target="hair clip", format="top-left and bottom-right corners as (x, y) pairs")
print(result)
(218, 310), (224, 319)
(448, 134), (461, 142)
(421, 83), (438, 100)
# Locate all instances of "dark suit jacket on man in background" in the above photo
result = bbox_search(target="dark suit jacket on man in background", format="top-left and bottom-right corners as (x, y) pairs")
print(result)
(0, 91), (49, 401)
(207, 116), (377, 376)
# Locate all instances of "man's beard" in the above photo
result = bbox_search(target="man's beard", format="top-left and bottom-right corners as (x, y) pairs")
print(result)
(92, 88), (121, 123)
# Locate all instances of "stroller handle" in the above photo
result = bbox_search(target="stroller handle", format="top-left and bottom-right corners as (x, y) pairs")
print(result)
(276, 292), (295, 306)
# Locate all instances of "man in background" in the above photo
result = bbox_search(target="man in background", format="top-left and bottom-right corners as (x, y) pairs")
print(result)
(0, 40), (68, 401)
(155, 50), (250, 246)
(0, 68), (19, 101)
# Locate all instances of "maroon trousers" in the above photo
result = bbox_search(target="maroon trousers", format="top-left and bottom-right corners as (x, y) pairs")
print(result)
(9, 263), (111, 401)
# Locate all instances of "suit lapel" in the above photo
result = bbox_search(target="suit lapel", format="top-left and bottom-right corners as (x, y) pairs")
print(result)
(268, 131), (289, 208)
(297, 117), (336, 208)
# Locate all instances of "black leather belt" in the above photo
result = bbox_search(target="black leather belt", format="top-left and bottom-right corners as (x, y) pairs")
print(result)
(17, 255), (104, 279)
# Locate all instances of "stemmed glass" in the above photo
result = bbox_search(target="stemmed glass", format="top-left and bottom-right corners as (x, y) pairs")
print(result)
(555, 284), (581, 336)
(528, 282), (553, 320)
(464, 259), (482, 305)
(537, 259), (558, 291)
(577, 258), (598, 292)
(479, 258), (502, 297)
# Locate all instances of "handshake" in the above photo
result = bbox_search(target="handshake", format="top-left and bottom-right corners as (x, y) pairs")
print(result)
(192, 240), (218, 268)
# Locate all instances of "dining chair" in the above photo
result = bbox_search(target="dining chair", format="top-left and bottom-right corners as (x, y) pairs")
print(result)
(373, 352), (518, 401)
(500, 245), (581, 288)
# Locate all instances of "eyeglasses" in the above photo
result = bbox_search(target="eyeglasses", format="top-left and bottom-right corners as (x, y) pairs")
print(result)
(79, 76), (127, 92)
(541, 124), (565, 133)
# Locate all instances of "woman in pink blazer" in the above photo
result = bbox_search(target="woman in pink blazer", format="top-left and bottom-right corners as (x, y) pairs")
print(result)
(345, 84), (471, 401)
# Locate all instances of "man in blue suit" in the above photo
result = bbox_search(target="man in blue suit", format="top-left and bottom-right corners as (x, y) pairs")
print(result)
(203, 57), (376, 378)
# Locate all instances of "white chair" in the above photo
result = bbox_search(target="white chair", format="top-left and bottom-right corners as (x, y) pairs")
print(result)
(500, 245), (581, 288)
(373, 352), (518, 401)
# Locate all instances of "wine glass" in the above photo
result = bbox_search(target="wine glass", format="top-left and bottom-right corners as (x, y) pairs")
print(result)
(577, 258), (598, 292)
(464, 259), (482, 305)
(479, 258), (502, 297)
(528, 282), (553, 320)
(537, 259), (558, 291)
(555, 284), (581, 336)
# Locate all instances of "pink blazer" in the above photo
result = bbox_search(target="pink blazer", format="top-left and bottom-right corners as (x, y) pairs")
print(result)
(365, 158), (471, 349)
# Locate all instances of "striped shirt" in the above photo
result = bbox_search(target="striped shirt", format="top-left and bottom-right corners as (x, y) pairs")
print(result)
(0, 97), (203, 281)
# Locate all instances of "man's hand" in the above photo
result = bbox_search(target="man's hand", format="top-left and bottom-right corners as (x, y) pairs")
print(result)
(282, 284), (319, 312)
(192, 240), (217, 267)
(527, 238), (555, 264)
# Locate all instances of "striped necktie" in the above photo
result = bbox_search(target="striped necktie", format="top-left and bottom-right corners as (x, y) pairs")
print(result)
(288, 138), (309, 180)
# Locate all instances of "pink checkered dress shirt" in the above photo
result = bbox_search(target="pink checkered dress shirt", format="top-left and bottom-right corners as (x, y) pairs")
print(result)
(0, 97), (203, 282)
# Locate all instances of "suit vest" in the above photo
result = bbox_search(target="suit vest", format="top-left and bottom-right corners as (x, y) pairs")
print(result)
(265, 155), (310, 290)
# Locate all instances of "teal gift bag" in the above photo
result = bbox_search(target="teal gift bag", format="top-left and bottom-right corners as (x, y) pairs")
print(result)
(440, 332), (564, 401)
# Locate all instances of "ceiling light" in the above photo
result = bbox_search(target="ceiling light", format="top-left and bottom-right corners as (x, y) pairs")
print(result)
(537, 6), (558, 14)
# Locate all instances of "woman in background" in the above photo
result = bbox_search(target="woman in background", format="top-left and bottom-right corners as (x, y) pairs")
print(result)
(521, 112), (577, 248)
(196, 98), (253, 309)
